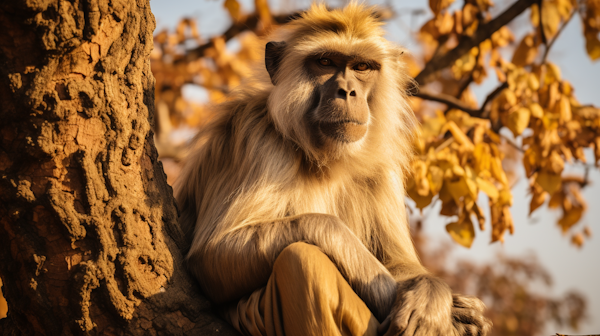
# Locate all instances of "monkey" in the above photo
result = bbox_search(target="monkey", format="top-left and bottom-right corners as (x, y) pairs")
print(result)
(175, 3), (492, 336)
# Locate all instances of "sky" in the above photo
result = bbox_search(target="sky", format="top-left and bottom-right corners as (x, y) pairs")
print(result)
(149, 0), (600, 333)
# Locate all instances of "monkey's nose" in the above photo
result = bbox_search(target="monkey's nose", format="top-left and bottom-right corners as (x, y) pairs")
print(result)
(336, 89), (356, 99)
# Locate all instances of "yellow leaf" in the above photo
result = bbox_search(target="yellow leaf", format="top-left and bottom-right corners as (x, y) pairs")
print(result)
(560, 80), (573, 96)
(506, 107), (531, 137)
(546, 62), (562, 83)
(556, 95), (572, 123)
(224, 0), (241, 21)
(465, 167), (479, 200)
(528, 73), (540, 91)
(428, 165), (444, 195)
(548, 189), (564, 209)
(491, 204), (515, 243)
(420, 110), (447, 139)
(473, 143), (491, 174)
(412, 160), (430, 197)
(504, 89), (517, 106)
(440, 199), (458, 216)
(529, 103), (544, 118)
(571, 232), (584, 247)
(446, 216), (475, 248)
(462, 3), (478, 27)
(559, 206), (585, 232)
(512, 33), (539, 67)
(439, 182), (454, 203)
(429, 0), (456, 15)
(490, 156), (509, 186)
(543, 150), (565, 175)
(498, 188), (513, 207)
(435, 11), (455, 35)
(531, 3), (540, 28)
(447, 177), (471, 203)
(523, 147), (540, 177)
(255, 0), (272, 27)
(452, 49), (477, 79)
(542, 1), (561, 39)
(476, 177), (499, 201)
(472, 202), (486, 230)
(536, 171), (562, 194)
(454, 10), (463, 35)
(529, 184), (547, 215)
(556, 0), (573, 19)
(542, 112), (560, 130)
(446, 120), (474, 151)
(585, 31), (600, 60)
(407, 186), (434, 209)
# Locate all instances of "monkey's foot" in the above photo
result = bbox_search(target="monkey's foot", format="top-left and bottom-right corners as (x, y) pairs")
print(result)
(379, 275), (455, 336)
(451, 294), (492, 336)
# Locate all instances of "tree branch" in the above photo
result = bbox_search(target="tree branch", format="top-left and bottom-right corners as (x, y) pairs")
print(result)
(413, 91), (480, 116)
(414, 0), (537, 86)
(177, 13), (300, 65)
(413, 81), (508, 118)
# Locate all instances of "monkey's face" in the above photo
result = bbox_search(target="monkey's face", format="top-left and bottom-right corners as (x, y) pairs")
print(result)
(304, 53), (380, 146)
(266, 41), (383, 159)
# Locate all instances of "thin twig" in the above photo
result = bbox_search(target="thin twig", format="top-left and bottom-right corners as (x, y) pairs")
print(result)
(412, 81), (508, 118)
(540, 9), (576, 64)
(413, 91), (480, 116)
(501, 133), (524, 152)
(480, 82), (509, 118)
(537, 0), (547, 45)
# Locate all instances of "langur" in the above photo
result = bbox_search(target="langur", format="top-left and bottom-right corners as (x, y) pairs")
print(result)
(175, 4), (492, 336)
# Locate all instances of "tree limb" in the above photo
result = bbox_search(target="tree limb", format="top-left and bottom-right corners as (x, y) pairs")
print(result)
(413, 91), (480, 116)
(414, 0), (537, 86)
(413, 81), (508, 118)
(177, 13), (300, 65)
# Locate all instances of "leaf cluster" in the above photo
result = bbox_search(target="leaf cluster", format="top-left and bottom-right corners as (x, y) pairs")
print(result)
(408, 0), (599, 247)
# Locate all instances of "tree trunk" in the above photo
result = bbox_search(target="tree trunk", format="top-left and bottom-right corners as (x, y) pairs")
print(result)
(0, 1), (238, 335)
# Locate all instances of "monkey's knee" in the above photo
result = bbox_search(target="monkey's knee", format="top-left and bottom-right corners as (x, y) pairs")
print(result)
(272, 242), (337, 294)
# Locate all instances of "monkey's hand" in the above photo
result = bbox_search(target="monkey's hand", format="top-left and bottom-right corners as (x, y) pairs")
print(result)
(378, 275), (455, 336)
(450, 294), (492, 336)
(377, 277), (492, 336)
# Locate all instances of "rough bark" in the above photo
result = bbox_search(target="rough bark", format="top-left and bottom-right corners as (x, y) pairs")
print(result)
(0, 1), (237, 335)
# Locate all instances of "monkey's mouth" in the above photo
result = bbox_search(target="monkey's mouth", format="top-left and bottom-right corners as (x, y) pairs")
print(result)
(319, 120), (367, 143)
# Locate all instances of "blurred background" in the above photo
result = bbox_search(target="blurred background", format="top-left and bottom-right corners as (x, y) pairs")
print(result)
(147, 0), (600, 334)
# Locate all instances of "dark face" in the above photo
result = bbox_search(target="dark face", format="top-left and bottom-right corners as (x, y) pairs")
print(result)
(265, 41), (380, 150)
(304, 53), (380, 145)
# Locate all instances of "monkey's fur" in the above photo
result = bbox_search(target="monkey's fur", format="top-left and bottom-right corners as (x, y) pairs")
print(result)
(175, 4), (492, 335)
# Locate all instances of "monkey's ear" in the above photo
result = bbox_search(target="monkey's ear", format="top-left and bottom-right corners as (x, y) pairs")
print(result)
(265, 41), (287, 86)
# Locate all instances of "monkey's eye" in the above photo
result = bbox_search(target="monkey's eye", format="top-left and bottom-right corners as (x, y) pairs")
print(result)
(318, 58), (332, 66)
(355, 63), (370, 71)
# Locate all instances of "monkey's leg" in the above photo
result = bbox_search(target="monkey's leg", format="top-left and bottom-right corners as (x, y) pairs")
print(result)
(223, 242), (379, 336)
(194, 214), (397, 320)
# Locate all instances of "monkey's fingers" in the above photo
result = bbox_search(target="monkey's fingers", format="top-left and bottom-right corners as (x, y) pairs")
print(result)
(399, 315), (420, 336)
(382, 309), (414, 336)
(452, 294), (486, 312)
(452, 307), (492, 336)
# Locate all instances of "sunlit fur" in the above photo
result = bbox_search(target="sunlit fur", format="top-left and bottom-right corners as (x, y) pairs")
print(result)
(173, 4), (495, 334)
(175, 4), (492, 333)
(177, 2), (418, 263)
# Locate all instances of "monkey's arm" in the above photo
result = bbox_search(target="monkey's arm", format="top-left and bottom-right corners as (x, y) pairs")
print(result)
(189, 213), (397, 321)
